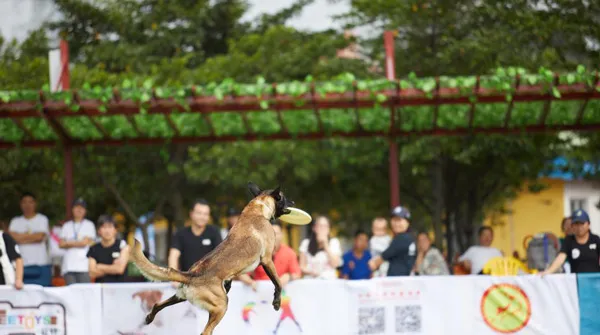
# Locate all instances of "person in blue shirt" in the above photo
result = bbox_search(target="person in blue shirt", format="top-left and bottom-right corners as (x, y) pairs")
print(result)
(341, 230), (372, 280)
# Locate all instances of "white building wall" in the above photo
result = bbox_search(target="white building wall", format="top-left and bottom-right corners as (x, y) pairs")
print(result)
(563, 180), (600, 234)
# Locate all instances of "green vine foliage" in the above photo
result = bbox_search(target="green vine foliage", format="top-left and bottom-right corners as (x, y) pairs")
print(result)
(0, 66), (598, 143)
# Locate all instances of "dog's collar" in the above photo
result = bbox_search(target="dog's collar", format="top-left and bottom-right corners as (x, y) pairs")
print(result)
(255, 199), (275, 219)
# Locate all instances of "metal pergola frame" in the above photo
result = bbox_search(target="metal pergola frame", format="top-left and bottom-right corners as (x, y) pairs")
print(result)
(1, 35), (599, 219)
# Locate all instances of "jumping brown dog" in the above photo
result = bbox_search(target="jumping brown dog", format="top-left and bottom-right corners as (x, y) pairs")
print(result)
(129, 182), (294, 335)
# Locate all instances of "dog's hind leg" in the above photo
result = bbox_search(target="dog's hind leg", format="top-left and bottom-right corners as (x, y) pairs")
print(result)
(201, 305), (227, 335)
(199, 280), (228, 335)
(260, 259), (282, 311)
(145, 294), (185, 325)
(224, 279), (232, 293)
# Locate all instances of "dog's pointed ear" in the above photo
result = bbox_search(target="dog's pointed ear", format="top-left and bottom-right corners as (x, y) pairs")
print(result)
(270, 186), (281, 200)
(248, 182), (262, 197)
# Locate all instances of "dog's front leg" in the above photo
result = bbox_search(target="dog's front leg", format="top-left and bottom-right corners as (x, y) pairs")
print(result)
(260, 260), (282, 311)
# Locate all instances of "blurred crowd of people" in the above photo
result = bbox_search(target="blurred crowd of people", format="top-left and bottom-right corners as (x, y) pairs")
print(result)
(0, 191), (598, 291)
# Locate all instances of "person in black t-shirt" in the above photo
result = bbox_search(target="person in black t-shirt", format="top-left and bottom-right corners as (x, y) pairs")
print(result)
(0, 227), (24, 289)
(87, 215), (130, 283)
(168, 199), (222, 275)
(542, 209), (600, 275)
(368, 206), (417, 276)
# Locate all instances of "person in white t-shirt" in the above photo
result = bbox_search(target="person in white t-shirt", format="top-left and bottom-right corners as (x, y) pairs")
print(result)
(369, 217), (392, 277)
(8, 192), (52, 286)
(49, 221), (67, 275)
(457, 226), (503, 275)
(299, 215), (343, 279)
(59, 198), (97, 284)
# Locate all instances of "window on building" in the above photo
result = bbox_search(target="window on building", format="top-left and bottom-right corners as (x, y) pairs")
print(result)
(570, 198), (588, 213)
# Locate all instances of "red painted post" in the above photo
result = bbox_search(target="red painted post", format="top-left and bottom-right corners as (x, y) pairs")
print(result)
(384, 30), (400, 208)
(64, 147), (74, 219)
(383, 31), (396, 81)
(59, 40), (70, 90)
(59, 40), (73, 219)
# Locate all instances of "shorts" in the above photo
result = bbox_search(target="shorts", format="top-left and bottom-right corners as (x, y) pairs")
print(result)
(64, 272), (91, 285)
(23, 265), (52, 287)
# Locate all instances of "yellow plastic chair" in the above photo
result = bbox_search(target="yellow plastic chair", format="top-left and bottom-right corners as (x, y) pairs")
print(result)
(482, 257), (538, 276)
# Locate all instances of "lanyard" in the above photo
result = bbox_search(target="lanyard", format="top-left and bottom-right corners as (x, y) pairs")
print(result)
(72, 221), (83, 240)
(24, 216), (34, 233)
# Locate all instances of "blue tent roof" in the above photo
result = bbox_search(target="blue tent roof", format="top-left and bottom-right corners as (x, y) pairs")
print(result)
(543, 157), (597, 181)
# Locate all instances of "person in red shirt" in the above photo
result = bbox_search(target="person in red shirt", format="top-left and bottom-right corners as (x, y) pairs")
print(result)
(238, 220), (301, 290)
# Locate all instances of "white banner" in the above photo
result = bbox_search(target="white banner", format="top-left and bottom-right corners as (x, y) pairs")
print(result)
(344, 274), (579, 335)
(218, 279), (351, 335)
(0, 274), (580, 335)
(0, 284), (102, 335)
(100, 283), (202, 335)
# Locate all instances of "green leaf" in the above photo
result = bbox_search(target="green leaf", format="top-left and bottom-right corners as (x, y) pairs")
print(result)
(552, 87), (561, 98)
(421, 80), (436, 92)
(577, 65), (586, 74)
(259, 100), (269, 109)
(140, 92), (151, 102)
(143, 79), (153, 90)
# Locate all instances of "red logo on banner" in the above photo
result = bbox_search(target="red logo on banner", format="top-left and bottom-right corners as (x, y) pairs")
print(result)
(480, 283), (531, 333)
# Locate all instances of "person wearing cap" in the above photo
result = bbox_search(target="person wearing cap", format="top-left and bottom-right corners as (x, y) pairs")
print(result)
(87, 215), (130, 283)
(59, 198), (97, 284)
(221, 207), (241, 240)
(542, 209), (600, 275)
(368, 206), (417, 276)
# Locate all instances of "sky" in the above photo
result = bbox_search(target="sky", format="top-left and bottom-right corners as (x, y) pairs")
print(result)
(243, 0), (350, 31)
(0, 0), (352, 43)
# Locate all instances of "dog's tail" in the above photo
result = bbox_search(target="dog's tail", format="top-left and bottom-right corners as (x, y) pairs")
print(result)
(130, 239), (191, 284)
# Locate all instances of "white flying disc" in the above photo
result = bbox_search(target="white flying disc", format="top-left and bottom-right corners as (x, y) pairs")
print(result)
(279, 207), (312, 225)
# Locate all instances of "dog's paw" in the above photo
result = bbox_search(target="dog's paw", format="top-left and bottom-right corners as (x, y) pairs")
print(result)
(145, 313), (155, 325)
(272, 298), (281, 311)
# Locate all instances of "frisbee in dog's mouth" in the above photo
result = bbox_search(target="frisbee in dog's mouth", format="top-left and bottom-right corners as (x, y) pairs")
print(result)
(279, 207), (312, 225)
